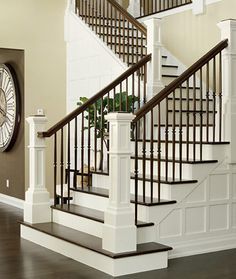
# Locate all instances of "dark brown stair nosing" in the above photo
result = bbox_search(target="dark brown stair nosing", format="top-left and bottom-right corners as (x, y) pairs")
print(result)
(167, 85), (201, 90)
(167, 97), (213, 102)
(167, 109), (217, 113)
(130, 156), (218, 165)
(162, 64), (178, 68)
(51, 204), (154, 228)
(154, 124), (214, 127)
(131, 139), (230, 145)
(162, 74), (179, 78)
(20, 221), (172, 259)
(70, 186), (177, 207)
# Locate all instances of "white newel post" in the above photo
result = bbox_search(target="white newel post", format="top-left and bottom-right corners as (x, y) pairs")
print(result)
(127, 0), (140, 18)
(103, 113), (137, 253)
(218, 19), (236, 164)
(24, 115), (51, 224)
(145, 18), (164, 100)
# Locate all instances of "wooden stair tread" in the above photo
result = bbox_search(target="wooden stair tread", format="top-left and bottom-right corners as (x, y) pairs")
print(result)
(131, 156), (218, 165)
(167, 109), (217, 113)
(155, 124), (214, 127)
(21, 221), (172, 259)
(162, 64), (178, 68)
(130, 174), (197, 185)
(52, 204), (154, 228)
(167, 97), (213, 102)
(162, 74), (179, 78)
(71, 186), (177, 206)
(132, 139), (230, 145)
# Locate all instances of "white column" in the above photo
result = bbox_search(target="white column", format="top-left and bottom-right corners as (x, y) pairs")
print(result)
(145, 18), (164, 100)
(192, 0), (206, 15)
(218, 19), (236, 164)
(24, 115), (51, 224)
(127, 0), (140, 18)
(103, 112), (137, 253)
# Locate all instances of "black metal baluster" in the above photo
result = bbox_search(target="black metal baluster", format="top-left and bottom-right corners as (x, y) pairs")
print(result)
(179, 85), (183, 180)
(74, 117), (78, 188)
(193, 73), (196, 161)
(172, 90), (176, 181)
(158, 103), (161, 200)
(101, 97), (104, 171)
(200, 68), (203, 160)
(142, 114), (146, 202)
(81, 113), (84, 188)
(150, 109), (154, 202)
(60, 128), (64, 206)
(165, 98), (169, 180)
(206, 62), (210, 142)
(67, 123), (71, 205)
(213, 56), (216, 142)
(219, 52), (222, 141)
(54, 133), (57, 206)
(186, 80), (190, 160)
(88, 108), (91, 186)
(134, 122), (139, 225)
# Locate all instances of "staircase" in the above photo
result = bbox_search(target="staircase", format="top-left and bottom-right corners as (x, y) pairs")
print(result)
(21, 1), (234, 277)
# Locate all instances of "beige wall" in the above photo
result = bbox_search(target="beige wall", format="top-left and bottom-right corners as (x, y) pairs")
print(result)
(162, 0), (236, 67)
(0, 0), (67, 198)
(0, 49), (25, 199)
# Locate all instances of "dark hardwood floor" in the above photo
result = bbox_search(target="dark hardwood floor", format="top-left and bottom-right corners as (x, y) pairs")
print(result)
(1, 201), (236, 278)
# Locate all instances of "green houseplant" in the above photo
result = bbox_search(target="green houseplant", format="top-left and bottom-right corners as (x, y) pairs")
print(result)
(77, 92), (139, 149)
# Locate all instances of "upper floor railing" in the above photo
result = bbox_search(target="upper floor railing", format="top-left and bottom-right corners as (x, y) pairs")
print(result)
(138, 0), (192, 18)
(75, 0), (147, 65)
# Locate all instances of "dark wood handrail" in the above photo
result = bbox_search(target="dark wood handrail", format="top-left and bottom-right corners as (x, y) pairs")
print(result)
(106, 0), (147, 36)
(39, 54), (151, 138)
(133, 39), (228, 122)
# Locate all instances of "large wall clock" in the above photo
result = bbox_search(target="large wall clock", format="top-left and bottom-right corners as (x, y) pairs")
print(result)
(0, 64), (21, 152)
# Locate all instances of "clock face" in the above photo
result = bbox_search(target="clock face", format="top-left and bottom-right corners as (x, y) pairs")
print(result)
(0, 64), (20, 152)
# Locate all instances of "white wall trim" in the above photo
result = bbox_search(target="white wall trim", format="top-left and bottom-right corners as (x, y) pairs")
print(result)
(0, 193), (24, 209)
(169, 233), (236, 259)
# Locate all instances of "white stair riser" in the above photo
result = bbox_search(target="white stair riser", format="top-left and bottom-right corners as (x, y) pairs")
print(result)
(129, 180), (197, 201)
(21, 225), (169, 276)
(52, 209), (103, 237)
(162, 66), (178, 75)
(131, 141), (227, 161)
(130, 159), (218, 180)
(73, 190), (109, 211)
(167, 99), (214, 111)
(132, 138), (218, 161)
(52, 208), (154, 244)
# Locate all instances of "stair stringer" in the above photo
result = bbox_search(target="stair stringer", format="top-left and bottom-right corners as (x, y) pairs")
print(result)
(152, 156), (236, 259)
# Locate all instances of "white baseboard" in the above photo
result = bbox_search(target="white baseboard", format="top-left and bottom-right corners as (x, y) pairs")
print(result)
(0, 193), (24, 209)
(168, 233), (236, 259)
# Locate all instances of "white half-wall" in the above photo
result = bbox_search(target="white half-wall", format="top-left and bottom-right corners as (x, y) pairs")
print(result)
(64, 10), (128, 113)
